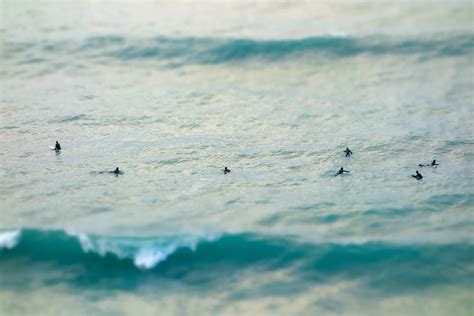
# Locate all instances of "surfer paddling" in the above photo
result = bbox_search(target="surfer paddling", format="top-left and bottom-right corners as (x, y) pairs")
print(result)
(335, 167), (350, 177)
(223, 167), (231, 174)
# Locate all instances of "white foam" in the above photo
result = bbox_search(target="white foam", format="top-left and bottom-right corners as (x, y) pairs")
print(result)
(134, 246), (177, 270)
(132, 234), (221, 269)
(69, 230), (222, 269)
(0, 230), (21, 250)
(77, 234), (93, 253)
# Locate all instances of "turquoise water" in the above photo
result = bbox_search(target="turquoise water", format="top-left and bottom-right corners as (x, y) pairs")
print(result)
(1, 1), (473, 315)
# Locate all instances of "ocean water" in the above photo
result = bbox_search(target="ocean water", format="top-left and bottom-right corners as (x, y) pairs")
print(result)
(1, 1), (473, 315)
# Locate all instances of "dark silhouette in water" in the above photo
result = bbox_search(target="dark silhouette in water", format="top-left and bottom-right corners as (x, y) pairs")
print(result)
(344, 147), (352, 157)
(412, 170), (423, 180)
(419, 160), (439, 167)
(224, 167), (231, 174)
(335, 167), (350, 177)
(97, 167), (123, 175)
(54, 141), (61, 151)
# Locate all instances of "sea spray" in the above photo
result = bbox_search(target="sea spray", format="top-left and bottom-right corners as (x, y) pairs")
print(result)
(0, 230), (21, 250)
(68, 229), (220, 269)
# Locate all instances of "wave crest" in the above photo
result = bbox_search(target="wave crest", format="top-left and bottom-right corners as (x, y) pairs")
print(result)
(1, 228), (217, 270)
(1, 228), (473, 293)
(0, 230), (21, 250)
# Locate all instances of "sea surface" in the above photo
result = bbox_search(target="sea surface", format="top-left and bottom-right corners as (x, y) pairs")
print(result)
(1, 1), (473, 315)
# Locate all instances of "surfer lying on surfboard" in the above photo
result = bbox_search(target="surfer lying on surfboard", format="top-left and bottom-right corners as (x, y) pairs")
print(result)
(96, 167), (123, 175)
(419, 160), (439, 167)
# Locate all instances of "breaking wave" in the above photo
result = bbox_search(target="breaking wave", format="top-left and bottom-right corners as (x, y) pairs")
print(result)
(0, 228), (218, 270)
(0, 228), (472, 285)
(0, 230), (21, 250)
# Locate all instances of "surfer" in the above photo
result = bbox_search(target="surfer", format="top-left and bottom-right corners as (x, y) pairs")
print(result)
(95, 167), (123, 175)
(412, 170), (423, 180)
(419, 160), (439, 167)
(54, 141), (61, 151)
(344, 147), (352, 157)
(335, 167), (350, 177)
(224, 167), (231, 174)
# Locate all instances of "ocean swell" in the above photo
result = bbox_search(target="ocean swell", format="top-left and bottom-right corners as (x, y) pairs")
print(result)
(0, 228), (472, 277)
(0, 228), (218, 270)
(75, 231), (215, 270)
(0, 228), (473, 294)
(3, 34), (473, 69)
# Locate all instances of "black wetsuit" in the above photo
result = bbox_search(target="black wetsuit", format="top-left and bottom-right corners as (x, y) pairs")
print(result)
(224, 167), (231, 174)
(335, 168), (349, 176)
(55, 142), (61, 150)
(412, 172), (423, 180)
